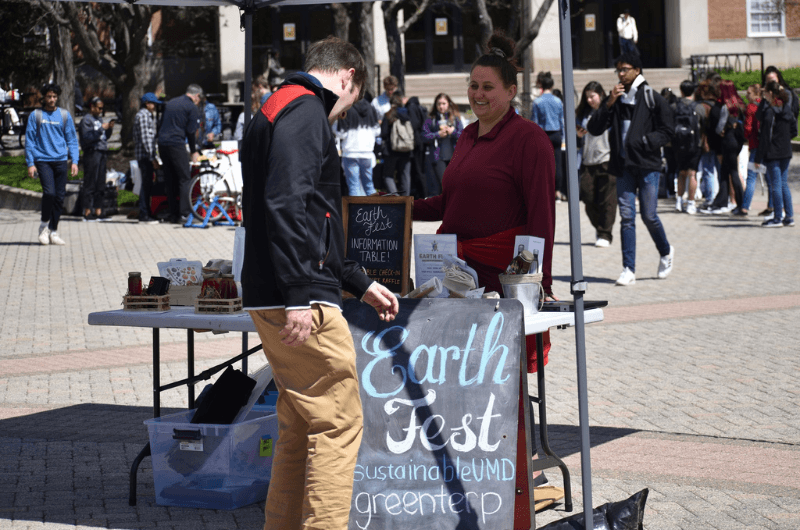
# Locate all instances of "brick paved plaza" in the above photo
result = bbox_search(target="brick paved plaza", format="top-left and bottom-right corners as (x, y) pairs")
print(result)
(0, 169), (798, 529)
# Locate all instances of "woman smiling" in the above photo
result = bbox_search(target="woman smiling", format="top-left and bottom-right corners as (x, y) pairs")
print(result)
(413, 32), (556, 371)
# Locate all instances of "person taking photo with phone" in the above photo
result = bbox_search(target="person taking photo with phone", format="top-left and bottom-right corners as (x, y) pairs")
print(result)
(79, 97), (115, 221)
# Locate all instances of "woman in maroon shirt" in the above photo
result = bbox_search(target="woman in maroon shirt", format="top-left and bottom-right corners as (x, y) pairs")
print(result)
(413, 33), (558, 503)
(413, 35), (556, 301)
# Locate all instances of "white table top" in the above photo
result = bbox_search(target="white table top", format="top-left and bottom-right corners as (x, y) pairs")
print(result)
(88, 306), (604, 335)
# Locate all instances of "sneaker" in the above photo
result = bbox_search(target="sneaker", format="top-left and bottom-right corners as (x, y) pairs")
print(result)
(595, 238), (611, 248)
(782, 218), (795, 227)
(96, 212), (112, 222)
(657, 245), (674, 279)
(38, 224), (51, 245)
(675, 197), (683, 212)
(615, 267), (636, 286)
(685, 201), (697, 215)
(761, 218), (783, 228)
(763, 212), (775, 221)
(758, 207), (774, 216)
(731, 208), (748, 216)
(49, 231), (66, 246)
(83, 213), (98, 222)
(138, 216), (159, 225)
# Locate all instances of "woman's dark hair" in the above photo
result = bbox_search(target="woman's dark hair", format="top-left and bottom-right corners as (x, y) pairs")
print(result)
(660, 87), (677, 105)
(695, 80), (719, 101)
(763, 65), (791, 90)
(552, 88), (563, 101)
(765, 80), (790, 105)
(539, 73), (555, 91)
(575, 81), (605, 120)
(385, 93), (405, 123)
(470, 32), (520, 89)
(41, 83), (61, 96)
(429, 93), (461, 122)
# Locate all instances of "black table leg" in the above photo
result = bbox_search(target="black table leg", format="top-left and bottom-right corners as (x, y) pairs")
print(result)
(153, 328), (160, 418)
(128, 442), (151, 506)
(188, 329), (195, 408)
(531, 332), (573, 512)
(242, 332), (248, 374)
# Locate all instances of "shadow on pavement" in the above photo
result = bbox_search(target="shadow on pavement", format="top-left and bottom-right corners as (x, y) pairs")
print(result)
(531, 423), (640, 458)
(553, 274), (616, 285)
(0, 242), (42, 246)
(0, 408), (641, 527)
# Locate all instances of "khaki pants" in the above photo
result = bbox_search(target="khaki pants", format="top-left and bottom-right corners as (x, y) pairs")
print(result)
(249, 305), (363, 530)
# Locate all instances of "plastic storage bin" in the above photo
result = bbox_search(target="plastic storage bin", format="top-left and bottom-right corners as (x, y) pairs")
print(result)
(144, 408), (278, 510)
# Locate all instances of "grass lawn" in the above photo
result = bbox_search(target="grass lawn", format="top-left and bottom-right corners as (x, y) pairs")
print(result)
(0, 155), (139, 206)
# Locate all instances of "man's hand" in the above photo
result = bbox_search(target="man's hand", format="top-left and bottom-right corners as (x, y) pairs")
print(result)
(28, 166), (36, 179)
(607, 83), (625, 108)
(102, 120), (114, 130)
(70, 164), (78, 177)
(191, 152), (200, 164)
(363, 283), (399, 322)
(280, 308), (313, 347)
(206, 133), (215, 143)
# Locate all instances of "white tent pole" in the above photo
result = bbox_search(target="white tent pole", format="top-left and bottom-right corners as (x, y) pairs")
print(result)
(557, 1), (593, 529)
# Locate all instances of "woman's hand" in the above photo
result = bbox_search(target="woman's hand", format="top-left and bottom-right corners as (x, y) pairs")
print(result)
(576, 126), (587, 138)
(544, 292), (559, 302)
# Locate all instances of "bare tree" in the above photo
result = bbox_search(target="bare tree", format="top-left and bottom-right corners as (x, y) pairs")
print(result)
(381, 0), (433, 90)
(514, 0), (556, 63)
(38, 1), (158, 154)
(358, 3), (377, 97)
(31, 1), (76, 116)
(331, 3), (351, 41)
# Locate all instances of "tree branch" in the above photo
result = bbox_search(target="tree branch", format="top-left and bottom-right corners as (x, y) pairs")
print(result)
(514, 0), (555, 61)
(399, 0), (433, 34)
(32, 0), (70, 27)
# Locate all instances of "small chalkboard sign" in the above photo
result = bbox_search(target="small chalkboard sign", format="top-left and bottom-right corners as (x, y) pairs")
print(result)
(343, 196), (412, 296)
(344, 298), (531, 530)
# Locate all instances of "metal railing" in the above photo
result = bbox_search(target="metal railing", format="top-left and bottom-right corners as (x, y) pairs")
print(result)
(689, 53), (764, 82)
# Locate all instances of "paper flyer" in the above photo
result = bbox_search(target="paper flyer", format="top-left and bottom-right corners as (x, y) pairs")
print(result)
(413, 234), (457, 298)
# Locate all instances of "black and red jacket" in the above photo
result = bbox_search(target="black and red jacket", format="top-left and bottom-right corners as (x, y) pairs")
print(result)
(241, 73), (372, 310)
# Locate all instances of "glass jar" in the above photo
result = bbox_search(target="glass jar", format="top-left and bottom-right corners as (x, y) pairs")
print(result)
(128, 272), (142, 296)
(220, 274), (236, 299)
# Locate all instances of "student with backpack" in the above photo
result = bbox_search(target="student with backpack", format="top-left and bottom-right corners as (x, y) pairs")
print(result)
(587, 53), (675, 286)
(379, 94), (414, 195)
(25, 83), (79, 246)
(700, 80), (746, 214)
(672, 80), (707, 215)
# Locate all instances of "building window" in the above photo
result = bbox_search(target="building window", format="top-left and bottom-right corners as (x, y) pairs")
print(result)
(747, 0), (784, 37)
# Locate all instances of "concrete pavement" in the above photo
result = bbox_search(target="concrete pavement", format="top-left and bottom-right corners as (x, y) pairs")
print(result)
(0, 169), (798, 529)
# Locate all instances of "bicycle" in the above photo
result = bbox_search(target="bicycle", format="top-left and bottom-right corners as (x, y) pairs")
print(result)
(0, 104), (26, 150)
(189, 143), (243, 223)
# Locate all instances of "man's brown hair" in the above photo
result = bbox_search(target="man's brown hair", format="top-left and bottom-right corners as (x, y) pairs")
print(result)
(304, 36), (367, 99)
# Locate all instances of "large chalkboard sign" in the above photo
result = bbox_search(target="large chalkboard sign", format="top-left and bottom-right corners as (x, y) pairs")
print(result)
(343, 196), (412, 295)
(343, 298), (531, 530)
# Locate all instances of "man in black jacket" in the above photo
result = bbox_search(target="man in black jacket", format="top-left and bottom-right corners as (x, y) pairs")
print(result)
(241, 37), (398, 530)
(588, 53), (675, 286)
(157, 84), (202, 224)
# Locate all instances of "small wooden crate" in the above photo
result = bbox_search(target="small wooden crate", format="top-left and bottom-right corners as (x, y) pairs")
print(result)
(195, 297), (243, 314)
(123, 294), (170, 311)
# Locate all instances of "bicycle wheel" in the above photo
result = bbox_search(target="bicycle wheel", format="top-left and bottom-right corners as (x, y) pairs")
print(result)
(190, 171), (230, 222)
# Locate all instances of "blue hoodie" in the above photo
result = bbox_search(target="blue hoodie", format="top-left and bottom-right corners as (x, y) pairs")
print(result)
(25, 108), (80, 167)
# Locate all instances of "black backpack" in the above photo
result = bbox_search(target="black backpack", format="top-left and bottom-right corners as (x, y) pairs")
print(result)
(672, 99), (701, 156)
